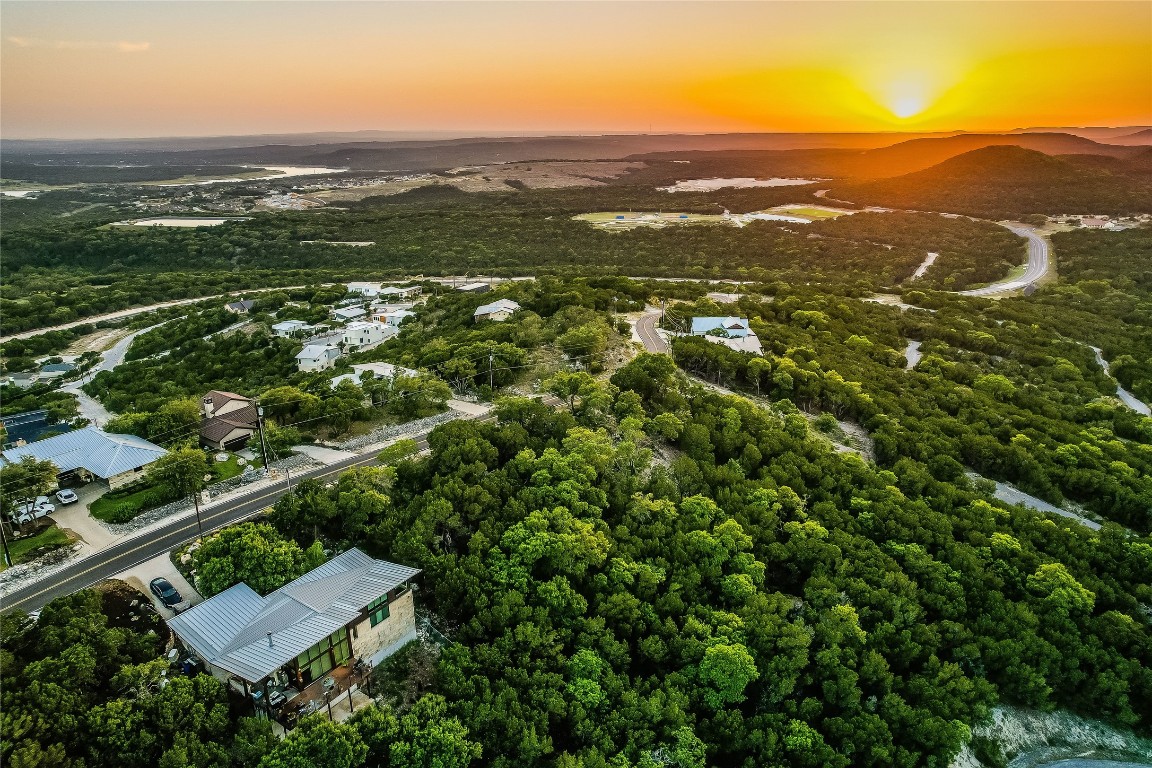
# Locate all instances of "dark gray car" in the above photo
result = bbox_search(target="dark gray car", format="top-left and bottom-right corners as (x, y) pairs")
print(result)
(149, 577), (183, 609)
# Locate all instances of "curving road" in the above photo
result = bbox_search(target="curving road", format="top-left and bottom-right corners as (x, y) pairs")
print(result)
(635, 310), (669, 354)
(958, 222), (1051, 297)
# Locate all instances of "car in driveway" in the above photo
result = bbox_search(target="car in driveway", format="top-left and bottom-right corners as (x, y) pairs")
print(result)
(9, 496), (56, 525)
(55, 489), (79, 505)
(149, 577), (184, 610)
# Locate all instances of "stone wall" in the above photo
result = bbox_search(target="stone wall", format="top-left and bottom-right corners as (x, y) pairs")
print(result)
(351, 589), (417, 666)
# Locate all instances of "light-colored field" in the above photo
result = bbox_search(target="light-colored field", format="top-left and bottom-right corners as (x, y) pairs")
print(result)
(111, 216), (248, 227)
(65, 327), (133, 356)
(770, 206), (851, 219)
(660, 177), (825, 192)
(574, 211), (729, 229)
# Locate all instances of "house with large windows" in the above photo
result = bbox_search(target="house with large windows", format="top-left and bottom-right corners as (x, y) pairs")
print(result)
(167, 548), (420, 712)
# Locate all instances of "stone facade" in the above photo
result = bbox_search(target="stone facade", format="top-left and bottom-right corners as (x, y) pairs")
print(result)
(352, 588), (417, 666)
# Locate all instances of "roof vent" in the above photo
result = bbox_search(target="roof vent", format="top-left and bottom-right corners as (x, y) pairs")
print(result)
(267, 631), (273, 647)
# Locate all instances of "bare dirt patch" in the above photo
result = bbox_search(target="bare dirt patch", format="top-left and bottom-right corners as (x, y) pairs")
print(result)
(66, 326), (133, 355)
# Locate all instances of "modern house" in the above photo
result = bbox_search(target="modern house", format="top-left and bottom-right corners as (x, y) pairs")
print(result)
(331, 306), (368, 323)
(373, 309), (416, 328)
(167, 549), (420, 709)
(690, 317), (763, 354)
(347, 282), (383, 297)
(272, 320), (311, 338)
(378, 285), (421, 300)
(1, 426), (167, 490)
(226, 299), (256, 314)
(296, 344), (342, 372)
(341, 321), (395, 351)
(330, 362), (418, 390)
(473, 298), (521, 323)
(5, 371), (40, 388)
(201, 391), (259, 451)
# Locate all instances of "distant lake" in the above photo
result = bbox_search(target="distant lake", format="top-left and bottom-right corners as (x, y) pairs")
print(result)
(154, 165), (347, 187)
(660, 177), (825, 192)
(0, 190), (38, 197)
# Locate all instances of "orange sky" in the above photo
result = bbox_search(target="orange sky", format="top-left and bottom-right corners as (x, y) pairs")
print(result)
(2, 1), (1149, 139)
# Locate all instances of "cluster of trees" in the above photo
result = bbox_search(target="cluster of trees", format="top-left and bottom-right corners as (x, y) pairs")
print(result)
(809, 211), (1026, 291)
(667, 277), (1152, 531)
(257, 355), (1150, 767)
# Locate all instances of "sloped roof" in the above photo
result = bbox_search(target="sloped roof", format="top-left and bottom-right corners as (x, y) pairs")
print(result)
(296, 344), (339, 361)
(204, 390), (252, 410)
(1, 426), (167, 479)
(167, 549), (421, 682)
(690, 317), (753, 337)
(474, 299), (521, 317)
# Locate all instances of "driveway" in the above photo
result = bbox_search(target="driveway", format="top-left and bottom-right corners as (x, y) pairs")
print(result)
(115, 552), (202, 615)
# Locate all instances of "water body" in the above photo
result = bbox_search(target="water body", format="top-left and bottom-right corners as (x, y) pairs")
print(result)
(660, 177), (824, 192)
(0, 190), (38, 198)
(1089, 346), (1151, 416)
(904, 340), (922, 370)
(910, 252), (939, 280)
(1037, 762), (1152, 768)
(154, 165), (347, 187)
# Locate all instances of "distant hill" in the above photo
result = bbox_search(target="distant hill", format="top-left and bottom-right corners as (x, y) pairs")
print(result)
(832, 145), (1152, 219)
(1104, 128), (1152, 146)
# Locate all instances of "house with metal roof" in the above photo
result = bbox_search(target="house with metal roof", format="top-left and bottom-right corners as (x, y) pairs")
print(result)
(473, 299), (521, 322)
(167, 548), (421, 707)
(296, 344), (342, 372)
(690, 316), (763, 354)
(226, 299), (256, 314)
(330, 306), (368, 322)
(1, 426), (167, 490)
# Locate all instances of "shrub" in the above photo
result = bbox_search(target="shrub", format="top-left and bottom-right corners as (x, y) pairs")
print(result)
(105, 502), (142, 524)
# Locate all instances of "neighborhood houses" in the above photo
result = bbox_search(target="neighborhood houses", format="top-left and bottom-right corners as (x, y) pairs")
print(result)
(167, 549), (420, 715)
(346, 282), (422, 300)
(341, 321), (395, 351)
(272, 319), (311, 338)
(330, 305), (367, 323)
(1, 426), (168, 491)
(296, 344), (342, 372)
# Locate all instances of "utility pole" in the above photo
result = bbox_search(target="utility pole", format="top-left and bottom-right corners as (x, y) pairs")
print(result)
(660, 298), (666, 329)
(0, 519), (13, 568)
(488, 351), (495, 390)
(192, 487), (205, 546)
(256, 406), (271, 470)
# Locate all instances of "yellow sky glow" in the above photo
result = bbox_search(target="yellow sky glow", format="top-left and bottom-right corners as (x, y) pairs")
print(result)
(1, 1), (1149, 139)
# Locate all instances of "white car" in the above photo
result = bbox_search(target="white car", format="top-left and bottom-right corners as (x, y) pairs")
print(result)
(10, 496), (55, 525)
(56, 489), (79, 505)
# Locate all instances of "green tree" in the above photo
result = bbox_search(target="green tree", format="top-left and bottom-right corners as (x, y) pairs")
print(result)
(257, 715), (366, 768)
(698, 643), (759, 710)
(193, 522), (309, 597)
(147, 447), (211, 501)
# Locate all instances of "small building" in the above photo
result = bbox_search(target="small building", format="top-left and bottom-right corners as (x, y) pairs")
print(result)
(0, 426), (167, 490)
(473, 299), (521, 323)
(455, 282), (490, 293)
(341, 321), (395, 351)
(1080, 217), (1109, 229)
(374, 309), (416, 328)
(201, 391), (259, 452)
(690, 316), (763, 355)
(167, 548), (421, 712)
(225, 300), (256, 314)
(5, 371), (40, 388)
(296, 344), (342, 372)
(347, 282), (383, 298)
(330, 362), (418, 390)
(38, 362), (77, 380)
(272, 320), (310, 338)
(331, 306), (368, 323)
(378, 285), (421, 301)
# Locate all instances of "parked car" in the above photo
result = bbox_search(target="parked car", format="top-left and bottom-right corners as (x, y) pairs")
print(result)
(149, 577), (184, 609)
(56, 489), (79, 505)
(10, 496), (56, 525)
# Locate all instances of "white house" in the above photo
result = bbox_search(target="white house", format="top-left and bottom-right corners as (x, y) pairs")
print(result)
(331, 306), (368, 322)
(379, 285), (421, 300)
(296, 344), (342, 372)
(330, 362), (418, 389)
(272, 320), (310, 338)
(690, 316), (763, 354)
(474, 299), (521, 322)
(374, 309), (416, 328)
(347, 282), (383, 297)
(341, 321), (395, 351)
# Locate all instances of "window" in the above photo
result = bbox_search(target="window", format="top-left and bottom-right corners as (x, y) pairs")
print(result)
(367, 594), (390, 626)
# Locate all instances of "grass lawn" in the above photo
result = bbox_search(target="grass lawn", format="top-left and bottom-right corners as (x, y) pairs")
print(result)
(1, 525), (73, 572)
(90, 483), (165, 522)
(771, 206), (849, 219)
(210, 454), (261, 482)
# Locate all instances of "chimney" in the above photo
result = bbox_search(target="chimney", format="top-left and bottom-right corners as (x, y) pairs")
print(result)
(202, 395), (215, 419)
(267, 632), (273, 647)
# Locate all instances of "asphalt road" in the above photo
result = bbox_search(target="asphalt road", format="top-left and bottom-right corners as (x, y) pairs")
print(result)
(959, 223), (1050, 297)
(0, 445), (416, 615)
(635, 311), (670, 354)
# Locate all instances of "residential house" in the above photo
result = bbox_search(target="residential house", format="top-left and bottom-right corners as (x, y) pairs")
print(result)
(1, 426), (167, 490)
(347, 282), (383, 298)
(331, 306), (367, 323)
(341, 321), (395, 351)
(226, 299), (256, 314)
(296, 344), (342, 372)
(167, 548), (420, 712)
(473, 299), (521, 322)
(38, 362), (77, 380)
(690, 316), (763, 354)
(1080, 217), (1109, 229)
(330, 362), (417, 390)
(455, 282), (490, 293)
(378, 285), (421, 301)
(5, 371), (40, 388)
(200, 391), (259, 451)
(374, 309), (416, 328)
(272, 320), (310, 338)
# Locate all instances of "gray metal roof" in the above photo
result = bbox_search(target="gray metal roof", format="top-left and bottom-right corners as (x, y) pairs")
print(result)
(167, 548), (421, 682)
(1, 426), (167, 479)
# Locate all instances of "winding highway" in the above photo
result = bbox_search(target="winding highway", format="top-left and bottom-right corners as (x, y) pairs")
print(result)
(959, 222), (1051, 297)
(634, 310), (670, 354)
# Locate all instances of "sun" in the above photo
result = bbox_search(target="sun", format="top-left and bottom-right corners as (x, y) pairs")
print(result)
(882, 77), (933, 120)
